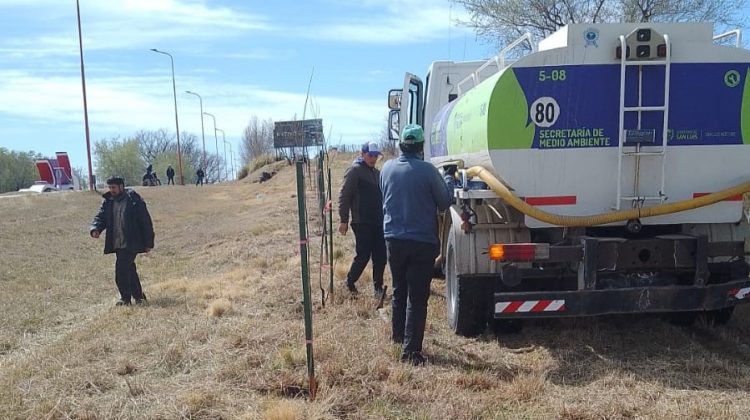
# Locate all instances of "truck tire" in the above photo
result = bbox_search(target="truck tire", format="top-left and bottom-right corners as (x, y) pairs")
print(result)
(445, 241), (492, 337)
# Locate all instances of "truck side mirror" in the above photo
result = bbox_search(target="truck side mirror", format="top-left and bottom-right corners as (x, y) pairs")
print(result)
(388, 110), (400, 141)
(388, 89), (402, 110)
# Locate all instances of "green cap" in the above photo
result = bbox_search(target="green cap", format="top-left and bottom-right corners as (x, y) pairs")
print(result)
(401, 124), (424, 144)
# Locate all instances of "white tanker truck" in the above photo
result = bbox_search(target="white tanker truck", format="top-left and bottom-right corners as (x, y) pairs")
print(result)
(387, 23), (750, 335)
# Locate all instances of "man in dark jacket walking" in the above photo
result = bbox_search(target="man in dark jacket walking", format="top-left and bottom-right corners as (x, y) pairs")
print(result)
(196, 168), (205, 186)
(338, 142), (386, 297)
(381, 124), (455, 365)
(166, 165), (175, 185)
(89, 176), (155, 306)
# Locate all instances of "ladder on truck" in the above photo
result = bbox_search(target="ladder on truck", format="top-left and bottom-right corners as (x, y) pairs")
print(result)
(615, 34), (671, 210)
(457, 33), (535, 95)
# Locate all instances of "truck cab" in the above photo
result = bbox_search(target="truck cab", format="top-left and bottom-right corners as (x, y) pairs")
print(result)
(389, 60), (489, 161)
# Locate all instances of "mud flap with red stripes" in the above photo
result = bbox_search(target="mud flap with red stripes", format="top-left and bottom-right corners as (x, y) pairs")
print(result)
(494, 278), (750, 318)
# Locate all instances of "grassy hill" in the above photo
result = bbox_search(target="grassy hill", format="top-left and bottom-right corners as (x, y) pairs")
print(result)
(1, 152), (750, 419)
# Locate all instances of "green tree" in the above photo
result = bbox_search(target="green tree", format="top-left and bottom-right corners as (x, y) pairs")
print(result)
(0, 148), (41, 193)
(93, 137), (144, 187)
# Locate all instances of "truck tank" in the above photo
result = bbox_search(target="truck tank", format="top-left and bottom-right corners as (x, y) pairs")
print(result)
(429, 23), (750, 228)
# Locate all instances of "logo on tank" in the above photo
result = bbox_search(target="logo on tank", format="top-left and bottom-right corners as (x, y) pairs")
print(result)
(584, 28), (599, 48)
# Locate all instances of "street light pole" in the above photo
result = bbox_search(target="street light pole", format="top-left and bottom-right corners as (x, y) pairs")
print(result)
(216, 128), (227, 181)
(227, 142), (236, 180)
(150, 48), (184, 185)
(203, 112), (219, 182)
(185, 91), (206, 170)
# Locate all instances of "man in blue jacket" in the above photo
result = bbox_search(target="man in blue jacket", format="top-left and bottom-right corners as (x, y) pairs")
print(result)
(380, 124), (455, 365)
(90, 176), (155, 306)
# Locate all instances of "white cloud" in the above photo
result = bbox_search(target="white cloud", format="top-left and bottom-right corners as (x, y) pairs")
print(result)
(0, 70), (385, 150)
(302, 0), (473, 44)
(0, 0), (273, 57)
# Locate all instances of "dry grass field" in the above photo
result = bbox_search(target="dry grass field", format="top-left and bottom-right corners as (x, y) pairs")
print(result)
(1, 152), (750, 419)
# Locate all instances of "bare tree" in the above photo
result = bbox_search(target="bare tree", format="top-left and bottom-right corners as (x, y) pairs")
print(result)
(135, 128), (172, 164)
(374, 116), (397, 157)
(455, 0), (745, 49)
(241, 116), (275, 164)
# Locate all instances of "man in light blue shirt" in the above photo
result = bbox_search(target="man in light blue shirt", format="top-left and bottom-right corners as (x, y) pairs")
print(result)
(380, 124), (455, 365)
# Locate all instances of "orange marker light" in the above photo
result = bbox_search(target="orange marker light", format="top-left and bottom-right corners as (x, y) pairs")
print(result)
(488, 243), (547, 262)
(488, 244), (505, 261)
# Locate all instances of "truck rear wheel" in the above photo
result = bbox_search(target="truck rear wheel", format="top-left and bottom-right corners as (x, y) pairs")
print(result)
(446, 240), (492, 337)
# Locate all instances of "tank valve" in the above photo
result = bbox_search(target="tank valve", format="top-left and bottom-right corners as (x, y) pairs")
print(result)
(461, 203), (476, 233)
(626, 219), (642, 234)
(460, 210), (473, 233)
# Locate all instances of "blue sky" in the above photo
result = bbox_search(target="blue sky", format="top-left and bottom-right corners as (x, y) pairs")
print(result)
(0, 0), (490, 171)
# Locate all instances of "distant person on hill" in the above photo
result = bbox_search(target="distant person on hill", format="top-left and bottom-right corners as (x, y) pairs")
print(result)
(338, 141), (386, 298)
(166, 165), (175, 185)
(142, 164), (155, 186)
(380, 124), (455, 366)
(196, 168), (205, 186)
(89, 176), (155, 306)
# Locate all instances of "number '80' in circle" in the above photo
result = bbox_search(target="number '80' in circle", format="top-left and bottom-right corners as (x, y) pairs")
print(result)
(530, 97), (560, 128)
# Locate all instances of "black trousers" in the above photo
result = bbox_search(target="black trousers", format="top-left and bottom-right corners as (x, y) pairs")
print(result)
(386, 239), (438, 354)
(196, 177), (204, 186)
(167, 176), (174, 185)
(115, 249), (144, 302)
(346, 223), (387, 290)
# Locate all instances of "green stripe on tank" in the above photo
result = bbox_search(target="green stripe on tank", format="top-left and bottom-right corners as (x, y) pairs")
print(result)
(742, 67), (750, 145)
(488, 67), (535, 150)
(445, 74), (497, 154)
(444, 68), (536, 153)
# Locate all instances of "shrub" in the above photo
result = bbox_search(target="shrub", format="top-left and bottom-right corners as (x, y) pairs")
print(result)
(248, 154), (276, 173)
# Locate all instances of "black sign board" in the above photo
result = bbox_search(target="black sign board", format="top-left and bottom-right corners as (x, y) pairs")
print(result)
(624, 129), (656, 144)
(273, 119), (324, 148)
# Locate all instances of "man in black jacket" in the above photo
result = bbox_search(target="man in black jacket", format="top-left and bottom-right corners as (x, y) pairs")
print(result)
(90, 176), (155, 306)
(166, 165), (175, 185)
(196, 168), (205, 186)
(338, 142), (386, 297)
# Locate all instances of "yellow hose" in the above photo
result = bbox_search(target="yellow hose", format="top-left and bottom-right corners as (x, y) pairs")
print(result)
(465, 166), (750, 227)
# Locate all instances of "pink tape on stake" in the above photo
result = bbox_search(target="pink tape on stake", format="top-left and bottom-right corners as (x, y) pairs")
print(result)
(305, 339), (313, 345)
(323, 200), (332, 213)
(299, 239), (309, 245)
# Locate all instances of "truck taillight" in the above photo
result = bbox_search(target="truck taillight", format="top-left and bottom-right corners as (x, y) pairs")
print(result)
(488, 243), (549, 261)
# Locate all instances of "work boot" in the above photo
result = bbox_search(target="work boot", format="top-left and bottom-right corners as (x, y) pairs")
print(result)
(346, 282), (358, 295)
(400, 351), (426, 366)
(134, 293), (148, 306)
(115, 299), (131, 306)
(374, 286), (385, 299)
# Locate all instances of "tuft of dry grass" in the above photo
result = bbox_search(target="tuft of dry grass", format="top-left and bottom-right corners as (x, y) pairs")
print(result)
(207, 298), (232, 317)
